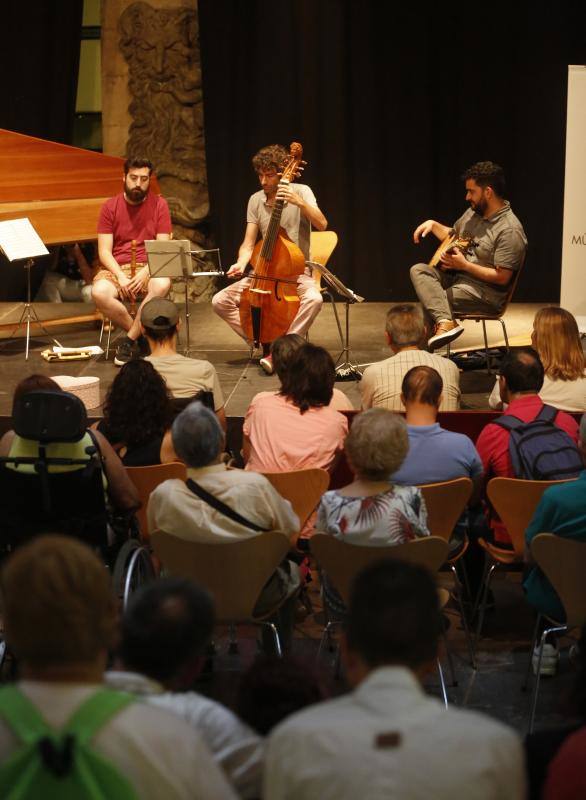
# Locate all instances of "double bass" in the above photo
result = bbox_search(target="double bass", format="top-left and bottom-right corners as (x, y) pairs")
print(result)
(239, 142), (307, 347)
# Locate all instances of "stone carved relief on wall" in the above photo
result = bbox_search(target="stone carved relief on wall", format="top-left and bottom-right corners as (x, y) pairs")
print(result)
(119, 2), (216, 303)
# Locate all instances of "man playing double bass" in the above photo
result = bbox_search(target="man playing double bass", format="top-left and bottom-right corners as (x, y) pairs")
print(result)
(212, 144), (327, 374)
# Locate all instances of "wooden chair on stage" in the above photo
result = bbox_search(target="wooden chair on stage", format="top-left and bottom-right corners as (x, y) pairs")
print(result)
(446, 255), (526, 373)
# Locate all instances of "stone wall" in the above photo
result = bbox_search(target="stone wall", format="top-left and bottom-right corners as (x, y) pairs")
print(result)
(101, 0), (215, 303)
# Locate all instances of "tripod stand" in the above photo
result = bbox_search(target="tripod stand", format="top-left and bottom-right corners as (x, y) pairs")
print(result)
(306, 260), (364, 381)
(4, 259), (62, 361)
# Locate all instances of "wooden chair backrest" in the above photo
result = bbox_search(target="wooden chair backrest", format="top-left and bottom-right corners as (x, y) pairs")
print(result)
(262, 468), (330, 530)
(531, 533), (586, 628)
(487, 477), (576, 556)
(125, 462), (187, 540)
(310, 534), (449, 605)
(417, 478), (473, 541)
(310, 231), (338, 289)
(150, 529), (290, 620)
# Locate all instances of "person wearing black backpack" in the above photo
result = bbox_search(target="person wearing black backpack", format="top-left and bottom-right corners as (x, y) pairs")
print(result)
(477, 348), (581, 544)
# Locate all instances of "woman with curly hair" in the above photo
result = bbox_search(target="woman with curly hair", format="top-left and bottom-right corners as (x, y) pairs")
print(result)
(96, 360), (176, 465)
(489, 307), (586, 411)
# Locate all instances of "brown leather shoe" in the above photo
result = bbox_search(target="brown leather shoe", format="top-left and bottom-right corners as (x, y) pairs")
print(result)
(428, 320), (464, 350)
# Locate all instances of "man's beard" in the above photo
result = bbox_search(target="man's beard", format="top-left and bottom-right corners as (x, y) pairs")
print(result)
(471, 198), (487, 217)
(125, 185), (147, 203)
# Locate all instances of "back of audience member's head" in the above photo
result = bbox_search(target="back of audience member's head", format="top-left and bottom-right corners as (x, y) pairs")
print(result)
(1, 535), (116, 670)
(499, 347), (544, 395)
(385, 304), (425, 349)
(401, 366), (443, 408)
(270, 334), (306, 384)
(12, 374), (61, 415)
(345, 409), (408, 481)
(237, 655), (327, 735)
(102, 359), (172, 447)
(119, 577), (214, 685)
(532, 306), (585, 382)
(345, 559), (442, 675)
(281, 343), (335, 413)
(172, 401), (224, 467)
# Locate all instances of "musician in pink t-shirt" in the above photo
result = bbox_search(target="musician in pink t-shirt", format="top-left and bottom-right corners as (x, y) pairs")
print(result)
(92, 157), (172, 367)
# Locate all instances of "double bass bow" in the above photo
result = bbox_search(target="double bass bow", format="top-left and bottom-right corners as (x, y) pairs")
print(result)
(239, 142), (307, 348)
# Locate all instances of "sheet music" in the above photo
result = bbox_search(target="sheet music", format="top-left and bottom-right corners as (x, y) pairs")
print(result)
(0, 218), (49, 261)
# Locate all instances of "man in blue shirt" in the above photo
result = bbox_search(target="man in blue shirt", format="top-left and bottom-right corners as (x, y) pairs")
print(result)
(392, 365), (483, 495)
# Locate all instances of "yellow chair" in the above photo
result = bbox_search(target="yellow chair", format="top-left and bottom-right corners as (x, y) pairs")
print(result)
(261, 468), (330, 541)
(527, 534), (586, 732)
(474, 477), (577, 650)
(310, 534), (452, 705)
(151, 529), (292, 655)
(310, 230), (339, 287)
(125, 462), (187, 541)
(418, 478), (475, 666)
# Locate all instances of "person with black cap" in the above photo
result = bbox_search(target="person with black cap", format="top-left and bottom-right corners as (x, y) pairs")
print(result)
(142, 298), (227, 431)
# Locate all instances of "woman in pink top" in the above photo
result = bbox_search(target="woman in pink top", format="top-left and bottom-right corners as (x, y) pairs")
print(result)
(243, 343), (348, 473)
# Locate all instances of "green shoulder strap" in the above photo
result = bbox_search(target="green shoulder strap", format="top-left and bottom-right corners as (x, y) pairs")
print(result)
(0, 686), (138, 800)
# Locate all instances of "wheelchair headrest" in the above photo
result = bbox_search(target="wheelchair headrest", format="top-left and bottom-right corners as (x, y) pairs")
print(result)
(13, 391), (88, 443)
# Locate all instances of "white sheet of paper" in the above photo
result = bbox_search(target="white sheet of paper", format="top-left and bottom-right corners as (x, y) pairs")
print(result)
(0, 218), (49, 261)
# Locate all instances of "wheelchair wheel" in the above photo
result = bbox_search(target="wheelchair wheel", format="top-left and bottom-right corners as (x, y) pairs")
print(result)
(112, 539), (156, 609)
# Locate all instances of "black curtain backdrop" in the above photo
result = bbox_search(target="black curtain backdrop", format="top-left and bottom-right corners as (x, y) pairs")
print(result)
(199, 1), (586, 304)
(0, 0), (83, 144)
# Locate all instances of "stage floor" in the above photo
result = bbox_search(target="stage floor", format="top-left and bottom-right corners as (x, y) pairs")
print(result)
(0, 300), (539, 419)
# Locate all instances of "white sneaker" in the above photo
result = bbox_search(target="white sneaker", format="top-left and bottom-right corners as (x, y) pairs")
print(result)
(532, 642), (559, 676)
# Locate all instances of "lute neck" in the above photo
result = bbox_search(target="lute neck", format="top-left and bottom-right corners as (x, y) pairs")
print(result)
(260, 180), (289, 261)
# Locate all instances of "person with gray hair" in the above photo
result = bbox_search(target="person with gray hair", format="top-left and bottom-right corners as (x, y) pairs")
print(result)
(147, 402), (301, 646)
(316, 408), (429, 615)
(359, 303), (461, 412)
(523, 412), (586, 675)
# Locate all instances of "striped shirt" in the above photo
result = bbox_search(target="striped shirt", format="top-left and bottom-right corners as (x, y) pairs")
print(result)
(360, 349), (461, 411)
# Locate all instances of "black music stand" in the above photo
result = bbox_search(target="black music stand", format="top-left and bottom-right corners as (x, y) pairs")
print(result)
(145, 240), (223, 355)
(0, 218), (61, 360)
(306, 260), (364, 381)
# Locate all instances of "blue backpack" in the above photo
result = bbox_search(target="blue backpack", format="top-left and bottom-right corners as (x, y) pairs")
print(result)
(493, 404), (583, 481)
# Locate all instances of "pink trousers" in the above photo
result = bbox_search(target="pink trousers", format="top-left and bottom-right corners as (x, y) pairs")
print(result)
(211, 272), (323, 342)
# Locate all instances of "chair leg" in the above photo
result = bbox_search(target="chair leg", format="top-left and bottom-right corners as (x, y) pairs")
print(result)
(442, 629), (458, 687)
(482, 320), (492, 374)
(523, 614), (542, 692)
(437, 658), (449, 708)
(499, 317), (510, 350)
(528, 624), (567, 734)
(261, 621), (282, 658)
(228, 623), (239, 654)
(451, 564), (477, 669)
(473, 560), (497, 654)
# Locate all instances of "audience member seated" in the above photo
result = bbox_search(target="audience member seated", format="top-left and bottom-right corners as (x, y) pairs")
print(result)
(237, 655), (327, 736)
(106, 577), (263, 798)
(0, 535), (236, 799)
(243, 343), (348, 473)
(360, 303), (461, 411)
(476, 348), (580, 543)
(264, 334), (353, 411)
(522, 413), (586, 676)
(316, 408), (429, 615)
(35, 242), (97, 303)
(264, 559), (526, 800)
(148, 402), (300, 647)
(142, 297), (227, 427)
(489, 307), (586, 412)
(0, 374), (138, 515)
(95, 360), (177, 466)
(392, 365), (483, 495)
